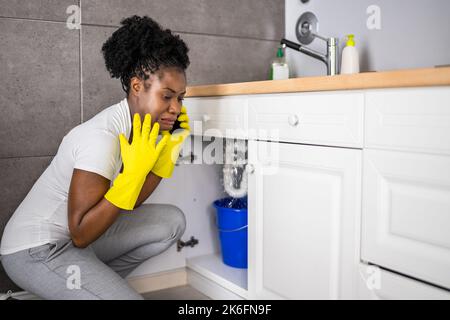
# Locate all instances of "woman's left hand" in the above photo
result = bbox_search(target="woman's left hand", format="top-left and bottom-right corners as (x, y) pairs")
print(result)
(151, 106), (191, 178)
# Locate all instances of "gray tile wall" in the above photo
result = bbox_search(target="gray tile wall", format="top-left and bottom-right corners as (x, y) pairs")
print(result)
(0, 0), (284, 292)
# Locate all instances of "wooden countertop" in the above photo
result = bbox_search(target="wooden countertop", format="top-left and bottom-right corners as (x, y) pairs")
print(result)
(186, 67), (450, 97)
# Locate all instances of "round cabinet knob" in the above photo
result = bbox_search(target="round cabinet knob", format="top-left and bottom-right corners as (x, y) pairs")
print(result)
(202, 114), (211, 123)
(246, 164), (255, 174)
(288, 114), (299, 127)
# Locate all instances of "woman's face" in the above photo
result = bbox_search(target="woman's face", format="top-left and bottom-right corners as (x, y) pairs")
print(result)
(132, 67), (187, 132)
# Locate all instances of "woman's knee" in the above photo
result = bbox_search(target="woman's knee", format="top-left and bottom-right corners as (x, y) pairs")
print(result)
(132, 203), (186, 242)
(164, 205), (186, 239)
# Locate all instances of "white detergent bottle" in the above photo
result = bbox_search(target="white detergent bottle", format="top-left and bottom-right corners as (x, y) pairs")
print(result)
(340, 34), (360, 74)
(271, 46), (289, 80)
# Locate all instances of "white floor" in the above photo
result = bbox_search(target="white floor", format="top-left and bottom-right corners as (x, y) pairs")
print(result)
(1, 285), (211, 300)
(142, 285), (211, 300)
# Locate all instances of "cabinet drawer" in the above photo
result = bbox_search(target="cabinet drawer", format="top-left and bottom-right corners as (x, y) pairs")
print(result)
(365, 87), (450, 155)
(357, 263), (450, 300)
(361, 149), (450, 290)
(248, 92), (364, 148)
(184, 96), (247, 139)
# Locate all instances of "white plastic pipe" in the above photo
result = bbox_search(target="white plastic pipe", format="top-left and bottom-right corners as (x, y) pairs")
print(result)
(223, 139), (248, 198)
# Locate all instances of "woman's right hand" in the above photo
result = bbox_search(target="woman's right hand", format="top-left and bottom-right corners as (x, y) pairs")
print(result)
(105, 113), (168, 210)
(119, 113), (169, 178)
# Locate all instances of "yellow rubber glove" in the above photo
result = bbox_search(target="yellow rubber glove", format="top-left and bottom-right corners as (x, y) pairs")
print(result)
(105, 113), (169, 210)
(151, 106), (191, 178)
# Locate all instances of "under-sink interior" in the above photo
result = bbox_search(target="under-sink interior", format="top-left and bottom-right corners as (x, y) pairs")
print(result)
(127, 136), (249, 298)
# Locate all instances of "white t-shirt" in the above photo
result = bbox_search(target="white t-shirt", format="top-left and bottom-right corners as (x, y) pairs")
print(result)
(0, 98), (132, 255)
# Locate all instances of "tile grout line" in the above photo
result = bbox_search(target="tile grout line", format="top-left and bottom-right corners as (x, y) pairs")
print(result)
(0, 16), (281, 43)
(79, 0), (84, 124)
(172, 29), (281, 43)
(83, 24), (281, 43)
(0, 155), (55, 160)
(0, 15), (67, 24)
(81, 22), (281, 43)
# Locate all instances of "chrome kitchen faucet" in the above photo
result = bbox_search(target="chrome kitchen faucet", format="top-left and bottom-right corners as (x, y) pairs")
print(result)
(281, 12), (339, 76)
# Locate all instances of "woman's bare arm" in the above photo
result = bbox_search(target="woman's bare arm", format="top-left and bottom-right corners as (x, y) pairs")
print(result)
(68, 168), (162, 248)
(135, 172), (162, 208)
(68, 169), (121, 248)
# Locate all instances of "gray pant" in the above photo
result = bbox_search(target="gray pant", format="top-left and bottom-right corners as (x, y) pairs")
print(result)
(0, 203), (186, 300)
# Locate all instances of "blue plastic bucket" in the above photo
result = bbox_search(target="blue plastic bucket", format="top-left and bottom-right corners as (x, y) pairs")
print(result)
(213, 197), (248, 269)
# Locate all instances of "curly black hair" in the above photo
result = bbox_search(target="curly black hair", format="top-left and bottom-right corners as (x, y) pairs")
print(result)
(102, 15), (190, 94)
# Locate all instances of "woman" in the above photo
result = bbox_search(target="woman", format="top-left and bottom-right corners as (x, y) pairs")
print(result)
(0, 16), (190, 300)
